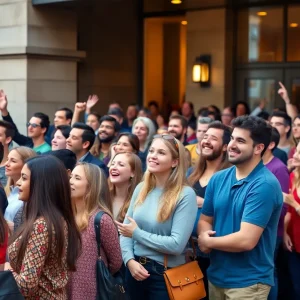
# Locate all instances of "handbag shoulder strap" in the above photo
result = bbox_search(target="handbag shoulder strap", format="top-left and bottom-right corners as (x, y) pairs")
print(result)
(164, 237), (196, 270)
(94, 211), (106, 257)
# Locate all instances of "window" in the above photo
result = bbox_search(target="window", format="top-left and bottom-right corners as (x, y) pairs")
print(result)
(237, 7), (283, 63)
(287, 6), (300, 61)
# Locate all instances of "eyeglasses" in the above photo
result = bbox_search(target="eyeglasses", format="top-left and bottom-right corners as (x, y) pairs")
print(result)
(270, 122), (285, 127)
(26, 122), (41, 128)
(153, 134), (179, 150)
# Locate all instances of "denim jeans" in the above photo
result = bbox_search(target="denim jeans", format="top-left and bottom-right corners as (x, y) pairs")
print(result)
(125, 256), (170, 300)
(268, 237), (282, 300)
(288, 251), (300, 299)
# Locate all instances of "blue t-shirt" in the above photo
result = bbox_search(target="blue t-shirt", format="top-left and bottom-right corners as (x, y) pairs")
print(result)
(202, 161), (283, 288)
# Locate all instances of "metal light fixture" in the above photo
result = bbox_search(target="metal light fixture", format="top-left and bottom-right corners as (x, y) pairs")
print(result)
(257, 11), (267, 16)
(192, 55), (211, 87)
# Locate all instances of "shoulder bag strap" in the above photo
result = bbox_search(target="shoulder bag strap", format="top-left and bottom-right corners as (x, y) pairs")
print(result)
(94, 211), (106, 257)
(164, 237), (197, 270)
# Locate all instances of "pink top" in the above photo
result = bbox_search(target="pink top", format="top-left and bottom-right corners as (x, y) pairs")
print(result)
(68, 210), (122, 300)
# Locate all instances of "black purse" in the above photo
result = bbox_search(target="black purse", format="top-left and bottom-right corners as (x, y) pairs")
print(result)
(94, 211), (126, 300)
(0, 271), (24, 300)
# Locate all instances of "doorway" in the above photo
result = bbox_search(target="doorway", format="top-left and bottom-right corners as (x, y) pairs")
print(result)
(143, 16), (187, 117)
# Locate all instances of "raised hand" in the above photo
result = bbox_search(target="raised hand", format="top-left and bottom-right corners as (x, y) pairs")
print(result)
(278, 82), (290, 104)
(75, 102), (87, 113)
(0, 89), (8, 112)
(86, 95), (99, 113)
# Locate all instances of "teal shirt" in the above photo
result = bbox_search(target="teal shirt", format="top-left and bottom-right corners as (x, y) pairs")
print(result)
(120, 183), (197, 268)
(33, 142), (51, 154)
(202, 161), (283, 288)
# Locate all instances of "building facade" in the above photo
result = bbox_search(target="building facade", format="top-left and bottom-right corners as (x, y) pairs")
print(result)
(0, 0), (299, 132)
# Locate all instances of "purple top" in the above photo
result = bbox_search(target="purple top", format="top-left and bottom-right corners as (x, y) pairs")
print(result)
(265, 156), (289, 237)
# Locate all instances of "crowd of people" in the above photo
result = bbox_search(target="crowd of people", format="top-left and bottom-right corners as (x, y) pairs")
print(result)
(0, 81), (299, 300)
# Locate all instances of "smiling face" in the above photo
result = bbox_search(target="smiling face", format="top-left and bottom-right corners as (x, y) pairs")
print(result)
(16, 164), (31, 202)
(168, 119), (186, 140)
(147, 138), (178, 175)
(27, 117), (45, 138)
(227, 128), (257, 165)
(70, 165), (88, 200)
(201, 128), (226, 161)
(133, 121), (148, 144)
(98, 121), (116, 143)
(115, 135), (134, 153)
(109, 153), (133, 185)
(52, 129), (67, 150)
(5, 149), (24, 178)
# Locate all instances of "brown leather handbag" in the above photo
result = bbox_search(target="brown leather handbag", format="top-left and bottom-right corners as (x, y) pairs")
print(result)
(163, 241), (206, 300)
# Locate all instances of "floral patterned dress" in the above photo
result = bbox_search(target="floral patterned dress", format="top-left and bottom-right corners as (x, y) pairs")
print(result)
(8, 217), (69, 299)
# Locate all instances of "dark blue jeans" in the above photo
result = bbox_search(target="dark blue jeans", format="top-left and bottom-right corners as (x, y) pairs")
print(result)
(125, 256), (170, 300)
(288, 251), (300, 299)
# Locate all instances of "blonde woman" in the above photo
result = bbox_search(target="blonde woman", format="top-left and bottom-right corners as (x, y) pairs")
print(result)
(109, 152), (143, 222)
(68, 162), (122, 300)
(4, 147), (36, 225)
(117, 135), (197, 299)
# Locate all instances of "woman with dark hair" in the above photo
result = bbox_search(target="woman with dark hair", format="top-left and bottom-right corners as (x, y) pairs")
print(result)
(105, 133), (140, 166)
(115, 133), (139, 154)
(6, 155), (81, 299)
(0, 210), (8, 271)
(233, 101), (250, 117)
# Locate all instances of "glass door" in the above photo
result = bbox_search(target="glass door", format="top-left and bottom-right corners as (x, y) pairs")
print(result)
(235, 69), (284, 113)
(285, 69), (300, 109)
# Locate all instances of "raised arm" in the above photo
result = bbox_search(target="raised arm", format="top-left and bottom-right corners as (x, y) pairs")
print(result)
(0, 90), (32, 146)
(278, 82), (298, 120)
(71, 102), (86, 126)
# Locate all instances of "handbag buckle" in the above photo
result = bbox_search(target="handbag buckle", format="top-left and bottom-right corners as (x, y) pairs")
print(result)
(139, 257), (148, 265)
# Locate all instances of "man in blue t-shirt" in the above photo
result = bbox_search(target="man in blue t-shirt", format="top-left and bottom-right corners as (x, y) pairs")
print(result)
(198, 115), (283, 299)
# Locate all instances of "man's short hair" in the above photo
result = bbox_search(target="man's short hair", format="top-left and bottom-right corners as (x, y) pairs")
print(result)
(0, 120), (15, 139)
(232, 115), (271, 157)
(107, 107), (124, 119)
(47, 149), (77, 171)
(99, 115), (121, 132)
(33, 112), (50, 135)
(72, 122), (95, 151)
(57, 107), (73, 120)
(169, 115), (188, 129)
(207, 121), (232, 145)
(56, 125), (71, 139)
(270, 127), (280, 151)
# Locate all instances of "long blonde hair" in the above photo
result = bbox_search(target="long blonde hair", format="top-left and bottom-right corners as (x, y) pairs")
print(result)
(5, 147), (37, 196)
(135, 137), (188, 222)
(74, 162), (112, 231)
(108, 152), (143, 222)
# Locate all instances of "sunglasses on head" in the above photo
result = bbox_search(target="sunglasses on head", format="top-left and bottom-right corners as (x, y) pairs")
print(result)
(153, 134), (179, 150)
(26, 122), (41, 128)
